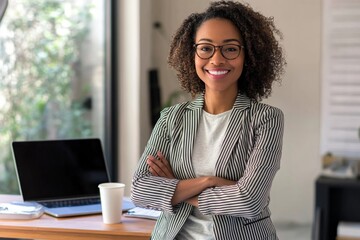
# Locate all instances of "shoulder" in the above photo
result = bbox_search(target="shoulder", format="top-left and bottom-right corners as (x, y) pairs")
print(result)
(160, 101), (191, 119)
(159, 95), (203, 120)
(249, 101), (284, 122)
(234, 93), (282, 117)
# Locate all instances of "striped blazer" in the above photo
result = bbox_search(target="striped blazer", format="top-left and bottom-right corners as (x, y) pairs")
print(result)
(131, 93), (284, 240)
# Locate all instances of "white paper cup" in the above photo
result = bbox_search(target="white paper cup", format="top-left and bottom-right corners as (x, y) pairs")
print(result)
(98, 182), (125, 224)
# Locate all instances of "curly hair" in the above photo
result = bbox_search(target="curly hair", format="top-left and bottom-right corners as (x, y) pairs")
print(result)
(168, 1), (286, 101)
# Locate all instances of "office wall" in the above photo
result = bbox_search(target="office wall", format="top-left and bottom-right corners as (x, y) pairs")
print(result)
(249, 0), (322, 224)
(118, 0), (322, 224)
(117, 0), (141, 197)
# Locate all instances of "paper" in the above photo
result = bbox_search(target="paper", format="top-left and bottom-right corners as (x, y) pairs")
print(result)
(124, 207), (161, 220)
(0, 201), (44, 219)
(338, 221), (360, 237)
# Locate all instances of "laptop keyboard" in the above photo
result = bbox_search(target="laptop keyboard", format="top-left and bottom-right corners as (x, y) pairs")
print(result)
(41, 198), (101, 208)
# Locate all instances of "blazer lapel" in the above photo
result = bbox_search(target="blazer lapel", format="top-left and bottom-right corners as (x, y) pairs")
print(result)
(181, 95), (204, 179)
(215, 94), (251, 177)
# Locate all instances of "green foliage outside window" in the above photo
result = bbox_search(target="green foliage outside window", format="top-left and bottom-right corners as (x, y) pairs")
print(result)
(0, 0), (94, 194)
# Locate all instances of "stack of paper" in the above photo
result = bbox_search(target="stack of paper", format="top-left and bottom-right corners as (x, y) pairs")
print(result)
(0, 201), (44, 219)
(124, 207), (161, 220)
(338, 222), (360, 240)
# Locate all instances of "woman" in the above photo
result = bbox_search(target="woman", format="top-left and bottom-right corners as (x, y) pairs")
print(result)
(131, 1), (286, 239)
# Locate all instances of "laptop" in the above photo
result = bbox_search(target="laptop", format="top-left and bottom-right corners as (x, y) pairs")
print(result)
(12, 138), (135, 217)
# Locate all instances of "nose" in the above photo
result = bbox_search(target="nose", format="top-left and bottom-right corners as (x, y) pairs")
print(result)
(210, 47), (226, 64)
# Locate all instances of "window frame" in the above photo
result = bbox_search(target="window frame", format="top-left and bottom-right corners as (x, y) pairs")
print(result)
(104, 0), (119, 181)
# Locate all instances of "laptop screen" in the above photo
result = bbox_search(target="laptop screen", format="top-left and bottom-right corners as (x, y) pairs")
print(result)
(12, 138), (110, 202)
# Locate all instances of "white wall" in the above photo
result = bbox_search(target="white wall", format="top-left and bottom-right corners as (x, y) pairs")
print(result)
(119, 0), (322, 224)
(250, 0), (322, 224)
(117, 0), (154, 197)
(117, 0), (141, 196)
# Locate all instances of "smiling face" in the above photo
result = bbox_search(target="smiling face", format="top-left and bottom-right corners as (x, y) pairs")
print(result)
(194, 18), (245, 95)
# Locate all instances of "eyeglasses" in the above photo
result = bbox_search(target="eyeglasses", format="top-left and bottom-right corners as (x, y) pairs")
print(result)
(194, 43), (244, 60)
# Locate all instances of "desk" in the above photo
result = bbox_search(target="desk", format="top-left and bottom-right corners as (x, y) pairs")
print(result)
(0, 195), (155, 240)
(314, 177), (360, 240)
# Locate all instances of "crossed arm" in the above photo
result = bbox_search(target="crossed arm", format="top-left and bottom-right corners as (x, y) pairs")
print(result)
(147, 152), (236, 207)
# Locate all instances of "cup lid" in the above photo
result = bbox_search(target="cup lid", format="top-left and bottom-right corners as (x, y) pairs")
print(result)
(98, 182), (125, 189)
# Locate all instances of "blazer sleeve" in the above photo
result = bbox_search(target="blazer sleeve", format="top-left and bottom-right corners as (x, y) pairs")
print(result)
(131, 107), (180, 214)
(198, 106), (284, 219)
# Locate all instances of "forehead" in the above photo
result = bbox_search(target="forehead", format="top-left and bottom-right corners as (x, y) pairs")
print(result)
(195, 18), (242, 42)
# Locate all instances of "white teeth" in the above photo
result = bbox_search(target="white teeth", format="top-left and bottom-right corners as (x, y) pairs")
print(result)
(208, 70), (228, 75)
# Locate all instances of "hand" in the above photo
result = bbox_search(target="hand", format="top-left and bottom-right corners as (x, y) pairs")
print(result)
(147, 152), (175, 179)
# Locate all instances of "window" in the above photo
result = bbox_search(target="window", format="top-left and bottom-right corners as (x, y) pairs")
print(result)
(321, 0), (360, 158)
(0, 0), (117, 194)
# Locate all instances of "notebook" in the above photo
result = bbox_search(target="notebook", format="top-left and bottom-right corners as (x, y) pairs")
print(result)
(11, 138), (135, 217)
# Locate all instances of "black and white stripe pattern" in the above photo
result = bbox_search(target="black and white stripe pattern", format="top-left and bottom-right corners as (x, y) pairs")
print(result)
(131, 93), (284, 240)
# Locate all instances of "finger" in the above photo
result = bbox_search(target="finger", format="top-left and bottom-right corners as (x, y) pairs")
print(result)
(147, 157), (166, 176)
(147, 155), (157, 161)
(157, 151), (164, 159)
(148, 154), (174, 178)
(148, 167), (159, 176)
(148, 155), (165, 169)
(153, 156), (172, 177)
(148, 155), (166, 170)
(157, 152), (175, 178)
(148, 162), (162, 176)
(157, 152), (171, 168)
(157, 152), (165, 162)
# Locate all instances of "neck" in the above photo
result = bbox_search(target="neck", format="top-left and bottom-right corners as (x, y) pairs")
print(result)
(203, 90), (237, 114)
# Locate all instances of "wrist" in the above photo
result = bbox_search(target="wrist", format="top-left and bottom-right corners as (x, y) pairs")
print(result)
(204, 176), (215, 188)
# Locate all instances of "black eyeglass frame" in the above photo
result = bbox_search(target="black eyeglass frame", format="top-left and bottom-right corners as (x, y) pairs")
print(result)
(193, 43), (245, 60)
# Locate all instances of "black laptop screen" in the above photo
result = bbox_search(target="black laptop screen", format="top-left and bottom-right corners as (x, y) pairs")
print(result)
(12, 138), (110, 201)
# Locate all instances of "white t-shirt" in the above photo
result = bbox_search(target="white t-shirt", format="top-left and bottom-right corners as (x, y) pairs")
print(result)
(176, 109), (231, 240)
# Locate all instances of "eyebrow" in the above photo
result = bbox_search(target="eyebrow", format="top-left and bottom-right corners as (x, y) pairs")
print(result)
(197, 38), (242, 44)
